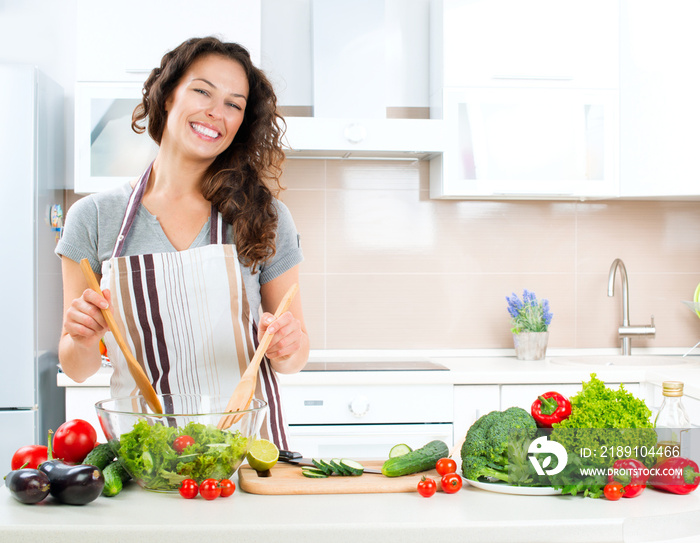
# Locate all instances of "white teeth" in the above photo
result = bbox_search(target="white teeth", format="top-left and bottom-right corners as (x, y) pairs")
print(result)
(191, 123), (219, 138)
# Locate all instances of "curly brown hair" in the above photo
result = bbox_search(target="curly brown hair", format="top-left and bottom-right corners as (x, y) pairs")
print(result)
(132, 36), (287, 270)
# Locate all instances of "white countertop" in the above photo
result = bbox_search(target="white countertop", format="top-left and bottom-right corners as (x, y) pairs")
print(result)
(57, 352), (700, 399)
(45, 351), (700, 542)
(1, 476), (699, 543)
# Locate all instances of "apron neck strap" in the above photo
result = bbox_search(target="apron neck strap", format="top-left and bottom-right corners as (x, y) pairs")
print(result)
(112, 163), (226, 258)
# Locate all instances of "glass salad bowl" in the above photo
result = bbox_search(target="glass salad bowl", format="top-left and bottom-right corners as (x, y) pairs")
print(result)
(95, 394), (268, 493)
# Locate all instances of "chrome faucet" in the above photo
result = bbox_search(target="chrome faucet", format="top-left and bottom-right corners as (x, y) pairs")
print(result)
(607, 258), (655, 355)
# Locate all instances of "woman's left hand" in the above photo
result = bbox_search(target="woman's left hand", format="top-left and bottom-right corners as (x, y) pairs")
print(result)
(258, 310), (304, 362)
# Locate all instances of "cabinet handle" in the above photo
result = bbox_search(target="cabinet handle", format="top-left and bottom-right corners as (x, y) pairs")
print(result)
(492, 74), (574, 81)
(125, 69), (152, 74)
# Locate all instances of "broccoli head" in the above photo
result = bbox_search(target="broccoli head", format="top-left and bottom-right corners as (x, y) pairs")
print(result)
(460, 407), (540, 485)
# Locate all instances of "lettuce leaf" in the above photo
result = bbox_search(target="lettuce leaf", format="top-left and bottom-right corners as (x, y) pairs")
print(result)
(114, 419), (249, 490)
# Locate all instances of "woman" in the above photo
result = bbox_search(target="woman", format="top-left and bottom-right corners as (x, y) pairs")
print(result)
(56, 37), (309, 448)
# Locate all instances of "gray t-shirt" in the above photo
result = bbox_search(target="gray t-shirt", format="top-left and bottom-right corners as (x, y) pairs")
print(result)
(56, 183), (303, 322)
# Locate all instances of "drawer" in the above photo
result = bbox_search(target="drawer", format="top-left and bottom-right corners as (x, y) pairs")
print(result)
(281, 384), (453, 425)
(286, 423), (454, 458)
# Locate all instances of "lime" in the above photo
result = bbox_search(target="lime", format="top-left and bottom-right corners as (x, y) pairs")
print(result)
(246, 439), (279, 471)
(694, 283), (700, 317)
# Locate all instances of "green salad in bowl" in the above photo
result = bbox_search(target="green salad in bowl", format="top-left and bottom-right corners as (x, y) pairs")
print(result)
(96, 394), (267, 492)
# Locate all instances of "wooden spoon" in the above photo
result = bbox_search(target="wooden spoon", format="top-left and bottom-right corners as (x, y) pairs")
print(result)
(217, 283), (299, 429)
(79, 259), (163, 415)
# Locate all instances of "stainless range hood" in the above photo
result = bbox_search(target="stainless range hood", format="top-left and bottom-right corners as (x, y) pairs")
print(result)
(280, 0), (443, 160)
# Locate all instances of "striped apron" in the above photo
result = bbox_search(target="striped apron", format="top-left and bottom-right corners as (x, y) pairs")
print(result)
(99, 163), (288, 448)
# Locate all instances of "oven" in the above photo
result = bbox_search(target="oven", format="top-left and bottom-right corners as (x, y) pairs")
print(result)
(280, 361), (453, 458)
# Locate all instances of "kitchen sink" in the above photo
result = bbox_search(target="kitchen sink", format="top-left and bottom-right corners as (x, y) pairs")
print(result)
(550, 355), (695, 367)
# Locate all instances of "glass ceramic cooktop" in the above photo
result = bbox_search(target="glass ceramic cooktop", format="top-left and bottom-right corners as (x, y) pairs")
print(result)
(301, 361), (449, 372)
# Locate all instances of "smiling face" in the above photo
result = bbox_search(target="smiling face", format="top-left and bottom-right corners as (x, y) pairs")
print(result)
(161, 53), (249, 165)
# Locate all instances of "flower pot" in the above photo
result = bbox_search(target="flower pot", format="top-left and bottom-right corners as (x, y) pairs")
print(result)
(513, 332), (549, 361)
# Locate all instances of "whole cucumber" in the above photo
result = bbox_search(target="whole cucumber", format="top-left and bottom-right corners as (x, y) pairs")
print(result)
(39, 460), (104, 505)
(381, 440), (450, 477)
(82, 443), (115, 471)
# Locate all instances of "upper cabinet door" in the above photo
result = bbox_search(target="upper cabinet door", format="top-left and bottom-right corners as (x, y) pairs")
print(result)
(76, 0), (261, 82)
(619, 0), (700, 198)
(431, 0), (619, 91)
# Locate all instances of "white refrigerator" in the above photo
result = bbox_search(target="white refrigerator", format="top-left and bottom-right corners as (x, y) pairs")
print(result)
(0, 64), (66, 471)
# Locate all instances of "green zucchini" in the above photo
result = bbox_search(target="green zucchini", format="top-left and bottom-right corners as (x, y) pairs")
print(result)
(102, 461), (132, 497)
(381, 440), (449, 477)
(82, 443), (115, 471)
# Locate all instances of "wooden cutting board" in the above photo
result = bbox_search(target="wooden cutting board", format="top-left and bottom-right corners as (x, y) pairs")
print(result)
(238, 460), (440, 495)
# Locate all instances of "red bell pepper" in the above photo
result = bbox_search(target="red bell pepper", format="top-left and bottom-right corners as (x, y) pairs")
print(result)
(531, 391), (572, 428)
(608, 458), (649, 498)
(650, 457), (700, 495)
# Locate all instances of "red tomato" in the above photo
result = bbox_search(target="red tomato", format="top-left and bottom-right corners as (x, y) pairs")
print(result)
(11, 445), (48, 470)
(604, 482), (625, 501)
(173, 435), (195, 454)
(441, 473), (463, 494)
(435, 457), (457, 476)
(219, 479), (236, 498)
(417, 476), (437, 497)
(52, 419), (97, 464)
(179, 479), (199, 499)
(199, 478), (221, 500)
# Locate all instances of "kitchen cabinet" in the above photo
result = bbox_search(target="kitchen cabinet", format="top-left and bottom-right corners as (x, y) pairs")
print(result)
(452, 385), (499, 444)
(429, 0), (619, 200)
(619, 0), (700, 198)
(64, 386), (109, 443)
(430, 87), (618, 199)
(75, 0), (261, 83)
(430, 0), (618, 92)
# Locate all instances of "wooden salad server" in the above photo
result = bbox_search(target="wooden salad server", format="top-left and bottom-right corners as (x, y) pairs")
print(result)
(218, 283), (299, 429)
(79, 259), (163, 415)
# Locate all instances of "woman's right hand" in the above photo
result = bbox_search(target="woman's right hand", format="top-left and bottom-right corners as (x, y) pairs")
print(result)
(58, 257), (111, 382)
(62, 288), (111, 346)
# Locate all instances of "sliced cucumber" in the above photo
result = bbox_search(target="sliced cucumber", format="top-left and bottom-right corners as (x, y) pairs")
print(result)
(301, 468), (328, 478)
(312, 459), (334, 476)
(330, 458), (351, 476)
(318, 459), (335, 475)
(389, 443), (413, 458)
(339, 459), (364, 476)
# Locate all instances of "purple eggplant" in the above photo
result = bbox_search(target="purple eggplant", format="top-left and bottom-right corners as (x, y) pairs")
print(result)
(39, 460), (104, 505)
(5, 468), (50, 504)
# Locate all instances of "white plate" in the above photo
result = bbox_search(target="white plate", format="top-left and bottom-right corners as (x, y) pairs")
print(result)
(465, 479), (561, 496)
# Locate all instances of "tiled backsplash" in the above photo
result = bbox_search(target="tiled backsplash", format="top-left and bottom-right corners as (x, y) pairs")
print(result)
(280, 159), (700, 351)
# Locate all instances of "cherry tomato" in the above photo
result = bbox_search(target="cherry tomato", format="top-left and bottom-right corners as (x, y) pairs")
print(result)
(219, 479), (236, 498)
(11, 445), (48, 470)
(417, 475), (437, 497)
(199, 478), (221, 500)
(441, 472), (463, 494)
(179, 479), (198, 499)
(173, 435), (195, 454)
(435, 457), (458, 476)
(604, 481), (625, 501)
(52, 419), (97, 464)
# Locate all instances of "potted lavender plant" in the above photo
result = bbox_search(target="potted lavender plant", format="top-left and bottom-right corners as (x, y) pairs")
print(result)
(506, 290), (553, 360)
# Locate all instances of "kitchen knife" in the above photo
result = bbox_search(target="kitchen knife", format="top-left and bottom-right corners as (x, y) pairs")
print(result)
(278, 450), (382, 474)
